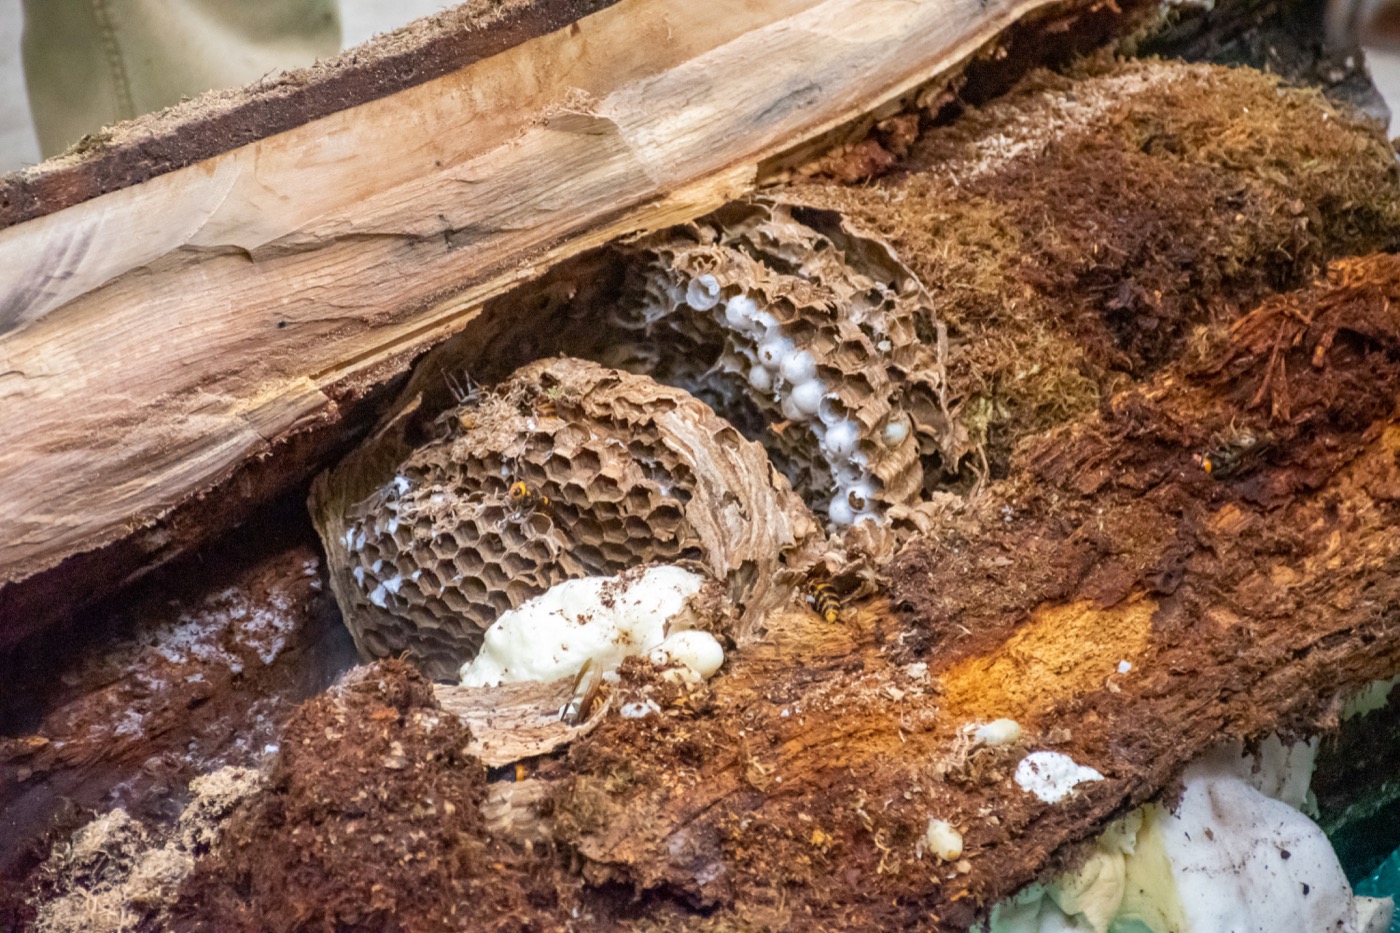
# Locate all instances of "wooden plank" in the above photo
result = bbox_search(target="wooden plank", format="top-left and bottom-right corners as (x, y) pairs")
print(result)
(0, 0), (625, 229)
(0, 0), (1147, 643)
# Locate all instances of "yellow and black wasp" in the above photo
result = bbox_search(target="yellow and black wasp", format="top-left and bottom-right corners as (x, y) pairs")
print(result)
(1192, 424), (1273, 479)
(509, 479), (552, 512)
(807, 580), (843, 625)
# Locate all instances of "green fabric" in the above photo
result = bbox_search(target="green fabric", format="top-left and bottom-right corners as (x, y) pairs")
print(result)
(22, 0), (342, 157)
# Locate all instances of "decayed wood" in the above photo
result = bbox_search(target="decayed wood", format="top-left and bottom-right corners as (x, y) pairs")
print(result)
(0, 0), (1154, 645)
(532, 254), (1400, 929)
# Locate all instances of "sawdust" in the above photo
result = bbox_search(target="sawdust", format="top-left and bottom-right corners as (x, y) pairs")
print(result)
(30, 767), (263, 933)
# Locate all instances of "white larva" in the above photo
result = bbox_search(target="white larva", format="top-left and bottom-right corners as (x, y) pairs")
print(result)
(922, 819), (963, 862)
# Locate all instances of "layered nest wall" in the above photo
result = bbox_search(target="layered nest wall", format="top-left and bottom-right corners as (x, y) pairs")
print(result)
(7, 51), (1400, 933)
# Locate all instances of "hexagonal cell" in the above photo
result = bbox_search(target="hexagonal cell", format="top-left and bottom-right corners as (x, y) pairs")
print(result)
(479, 563), (508, 592)
(488, 592), (514, 618)
(572, 448), (602, 475)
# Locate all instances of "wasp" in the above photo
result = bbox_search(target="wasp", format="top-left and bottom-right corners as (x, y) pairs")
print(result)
(509, 479), (551, 512)
(486, 762), (530, 782)
(1193, 425), (1272, 479)
(444, 369), (481, 406)
(807, 581), (843, 625)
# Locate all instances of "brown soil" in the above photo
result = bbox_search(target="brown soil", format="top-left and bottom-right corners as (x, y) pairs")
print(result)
(170, 661), (568, 932)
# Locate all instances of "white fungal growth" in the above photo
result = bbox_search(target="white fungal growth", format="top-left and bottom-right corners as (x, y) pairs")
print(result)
(972, 719), (1023, 747)
(1014, 751), (1104, 803)
(620, 699), (661, 720)
(984, 736), (1395, 933)
(922, 818), (964, 862)
(458, 566), (706, 687)
(649, 629), (725, 679)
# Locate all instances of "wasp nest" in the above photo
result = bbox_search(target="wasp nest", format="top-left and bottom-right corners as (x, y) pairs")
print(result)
(600, 199), (964, 526)
(312, 357), (821, 679)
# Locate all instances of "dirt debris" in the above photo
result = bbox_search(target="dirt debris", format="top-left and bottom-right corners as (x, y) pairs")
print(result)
(172, 660), (570, 933)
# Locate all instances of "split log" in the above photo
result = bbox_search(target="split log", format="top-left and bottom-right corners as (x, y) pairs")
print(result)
(0, 0), (1163, 644)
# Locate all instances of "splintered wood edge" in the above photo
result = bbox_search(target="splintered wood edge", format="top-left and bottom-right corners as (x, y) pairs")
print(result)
(435, 680), (609, 767)
(0, 0), (623, 229)
(0, 0), (1161, 644)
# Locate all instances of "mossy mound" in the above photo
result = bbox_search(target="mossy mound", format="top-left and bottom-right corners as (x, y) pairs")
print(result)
(793, 59), (1400, 475)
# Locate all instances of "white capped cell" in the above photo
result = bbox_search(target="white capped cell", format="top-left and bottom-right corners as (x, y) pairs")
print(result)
(748, 364), (773, 393)
(823, 420), (860, 459)
(724, 294), (758, 329)
(845, 479), (877, 512)
(780, 349), (817, 385)
(686, 275), (721, 310)
(751, 310), (779, 336)
(790, 379), (825, 417)
(758, 334), (795, 368)
(780, 393), (805, 422)
(827, 496), (856, 526)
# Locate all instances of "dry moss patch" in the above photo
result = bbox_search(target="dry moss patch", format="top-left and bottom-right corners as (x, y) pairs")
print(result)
(794, 59), (1400, 474)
